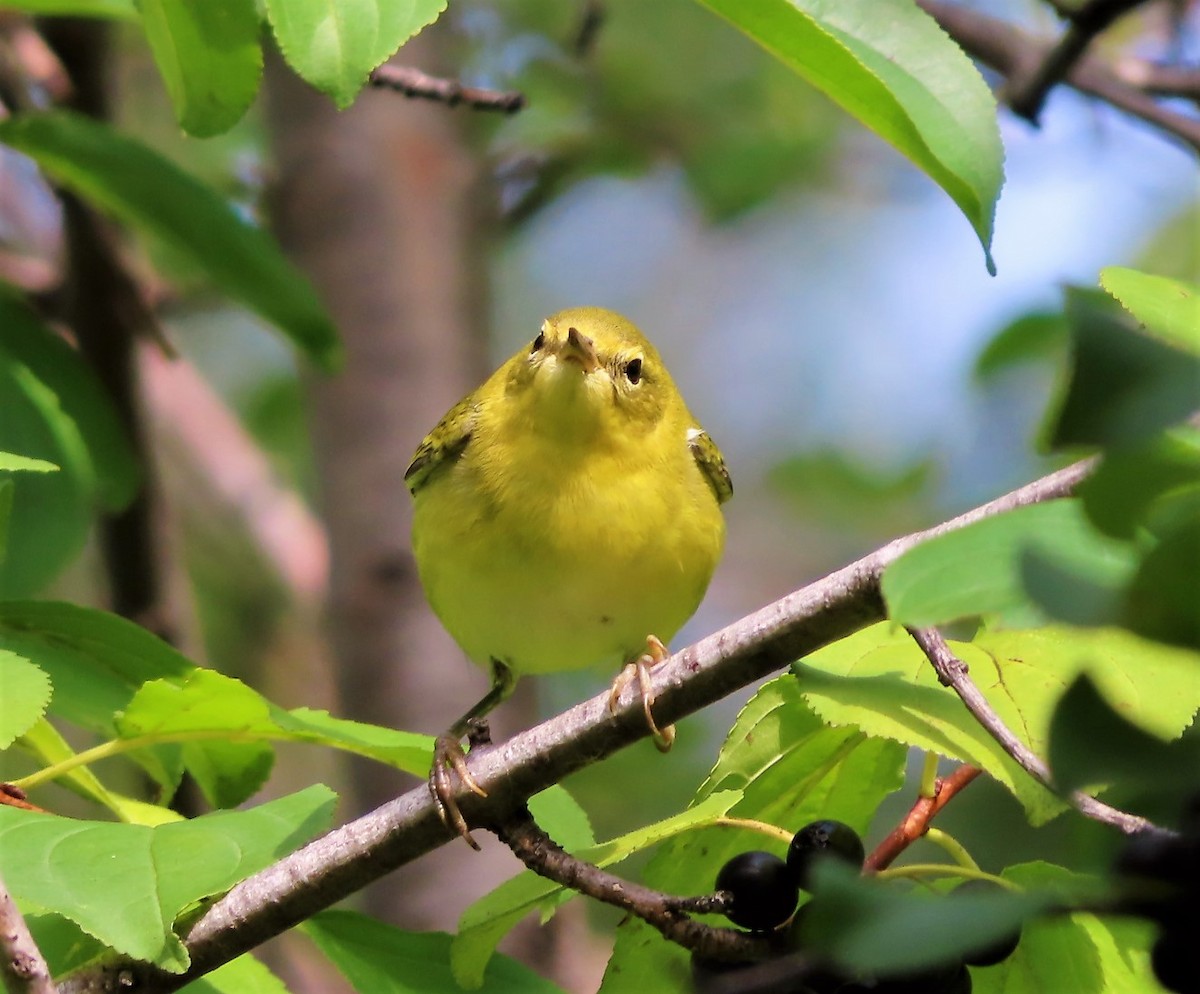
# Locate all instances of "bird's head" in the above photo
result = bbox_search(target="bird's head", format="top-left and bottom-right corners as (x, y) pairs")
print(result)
(504, 307), (680, 443)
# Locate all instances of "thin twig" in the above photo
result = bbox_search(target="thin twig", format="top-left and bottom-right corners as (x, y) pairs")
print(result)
(906, 626), (1159, 836)
(0, 874), (55, 994)
(0, 785), (43, 814)
(57, 457), (1099, 994)
(865, 764), (983, 872)
(43, 18), (180, 644)
(369, 64), (526, 114)
(918, 0), (1200, 155)
(1008, 0), (1153, 121)
(1115, 58), (1200, 102)
(491, 807), (777, 962)
(574, 0), (605, 57)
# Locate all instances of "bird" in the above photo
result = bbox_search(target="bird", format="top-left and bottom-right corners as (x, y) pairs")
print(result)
(405, 306), (732, 845)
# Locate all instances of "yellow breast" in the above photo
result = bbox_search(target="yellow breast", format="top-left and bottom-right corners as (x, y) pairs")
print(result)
(409, 308), (728, 677)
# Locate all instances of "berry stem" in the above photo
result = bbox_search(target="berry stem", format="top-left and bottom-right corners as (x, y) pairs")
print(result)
(712, 816), (794, 845)
(919, 752), (940, 798)
(924, 827), (980, 870)
(876, 863), (1017, 888)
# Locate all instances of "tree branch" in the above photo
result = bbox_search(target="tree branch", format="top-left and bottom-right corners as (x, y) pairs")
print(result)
(0, 874), (54, 994)
(1114, 58), (1200, 103)
(918, 0), (1200, 155)
(1007, 0), (1152, 122)
(57, 457), (1096, 994)
(864, 764), (983, 872)
(491, 807), (776, 962)
(906, 626), (1161, 836)
(369, 64), (526, 114)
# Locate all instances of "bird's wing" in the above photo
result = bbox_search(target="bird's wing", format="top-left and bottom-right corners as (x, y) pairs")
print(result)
(405, 395), (477, 495)
(687, 427), (733, 505)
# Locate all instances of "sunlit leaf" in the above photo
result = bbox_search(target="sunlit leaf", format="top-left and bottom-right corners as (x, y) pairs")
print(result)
(264, 0), (446, 108)
(1048, 288), (1200, 450)
(453, 792), (741, 989)
(883, 500), (1138, 629)
(0, 650), (50, 748)
(0, 787), (335, 971)
(0, 0), (133, 15)
(793, 623), (1199, 825)
(1048, 674), (1200, 824)
(0, 452), (59, 472)
(601, 677), (905, 993)
(696, 0), (1004, 269)
(1100, 267), (1199, 356)
(136, 0), (263, 136)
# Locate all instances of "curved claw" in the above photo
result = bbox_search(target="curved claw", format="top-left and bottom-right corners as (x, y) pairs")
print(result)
(430, 733), (487, 850)
(608, 635), (676, 751)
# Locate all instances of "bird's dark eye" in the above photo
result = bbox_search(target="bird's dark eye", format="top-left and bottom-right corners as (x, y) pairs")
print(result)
(625, 357), (643, 384)
(531, 332), (545, 353)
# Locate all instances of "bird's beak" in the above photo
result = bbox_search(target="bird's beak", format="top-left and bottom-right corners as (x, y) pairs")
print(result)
(557, 326), (601, 374)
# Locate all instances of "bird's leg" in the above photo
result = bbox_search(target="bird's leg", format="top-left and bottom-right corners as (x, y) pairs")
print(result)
(432, 659), (515, 849)
(608, 635), (675, 752)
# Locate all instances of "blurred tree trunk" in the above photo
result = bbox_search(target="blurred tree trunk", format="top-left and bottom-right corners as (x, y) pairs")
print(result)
(262, 25), (593, 982)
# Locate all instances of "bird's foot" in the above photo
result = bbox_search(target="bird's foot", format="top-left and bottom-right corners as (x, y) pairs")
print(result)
(608, 634), (676, 752)
(430, 732), (488, 850)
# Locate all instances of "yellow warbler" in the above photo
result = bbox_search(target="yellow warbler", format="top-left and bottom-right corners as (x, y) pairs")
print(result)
(406, 306), (731, 843)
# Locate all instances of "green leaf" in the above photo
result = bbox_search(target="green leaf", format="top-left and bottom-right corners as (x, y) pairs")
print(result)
(0, 297), (141, 595)
(182, 954), (293, 994)
(971, 862), (1154, 994)
(793, 623), (1200, 825)
(0, 601), (195, 734)
(527, 785), (594, 852)
(16, 718), (174, 823)
(117, 670), (278, 806)
(0, 480), (12, 567)
(1048, 288), (1200, 450)
(0, 0), (133, 15)
(269, 706), (431, 775)
(601, 677), (906, 994)
(453, 791), (741, 989)
(136, 0), (263, 137)
(883, 500), (1138, 629)
(25, 913), (109, 976)
(264, 0), (447, 109)
(1100, 266), (1200, 356)
(0, 786), (335, 971)
(303, 909), (565, 994)
(0, 650), (51, 747)
(0, 452), (59, 472)
(799, 861), (1049, 976)
(0, 112), (341, 370)
(0, 297), (138, 509)
(113, 670), (436, 804)
(696, 0), (1004, 270)
(1077, 427), (1200, 539)
(973, 311), (1067, 379)
(1048, 674), (1200, 823)
(1122, 509), (1200, 651)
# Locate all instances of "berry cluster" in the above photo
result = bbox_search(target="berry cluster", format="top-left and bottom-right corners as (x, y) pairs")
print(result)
(692, 820), (1021, 994)
(1113, 811), (1200, 994)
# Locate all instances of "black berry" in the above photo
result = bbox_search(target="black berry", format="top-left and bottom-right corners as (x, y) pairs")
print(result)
(787, 820), (865, 890)
(845, 962), (971, 994)
(689, 951), (750, 993)
(715, 851), (801, 931)
(950, 880), (1022, 966)
(1114, 830), (1192, 925)
(1152, 928), (1200, 994)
